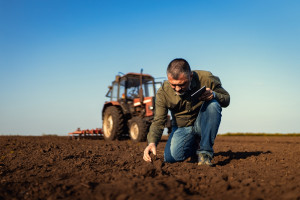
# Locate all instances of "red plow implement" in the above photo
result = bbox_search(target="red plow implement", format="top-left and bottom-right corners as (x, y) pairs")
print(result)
(68, 128), (103, 139)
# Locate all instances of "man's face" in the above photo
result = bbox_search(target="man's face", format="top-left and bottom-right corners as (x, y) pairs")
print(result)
(168, 73), (192, 95)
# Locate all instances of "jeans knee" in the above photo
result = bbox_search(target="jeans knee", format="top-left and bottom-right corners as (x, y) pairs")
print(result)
(202, 99), (221, 114)
(164, 154), (176, 163)
(164, 145), (184, 163)
(164, 151), (176, 163)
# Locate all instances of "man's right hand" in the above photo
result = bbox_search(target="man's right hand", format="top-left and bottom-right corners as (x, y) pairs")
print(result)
(143, 143), (157, 162)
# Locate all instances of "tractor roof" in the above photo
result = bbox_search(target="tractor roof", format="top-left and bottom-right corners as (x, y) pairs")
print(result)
(122, 72), (154, 80)
(119, 73), (154, 88)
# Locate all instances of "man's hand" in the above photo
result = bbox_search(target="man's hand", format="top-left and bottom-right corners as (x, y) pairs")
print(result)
(200, 88), (214, 101)
(143, 143), (157, 162)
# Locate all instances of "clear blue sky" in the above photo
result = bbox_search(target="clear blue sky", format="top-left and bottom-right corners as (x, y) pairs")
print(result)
(1, 0), (300, 135)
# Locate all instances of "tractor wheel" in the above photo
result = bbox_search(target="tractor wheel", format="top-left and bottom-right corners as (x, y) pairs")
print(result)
(129, 117), (149, 142)
(103, 106), (125, 140)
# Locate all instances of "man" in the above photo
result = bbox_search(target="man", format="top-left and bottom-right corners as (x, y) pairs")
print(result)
(143, 58), (230, 166)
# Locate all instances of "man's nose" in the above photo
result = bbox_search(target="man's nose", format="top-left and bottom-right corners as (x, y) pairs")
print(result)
(175, 86), (181, 91)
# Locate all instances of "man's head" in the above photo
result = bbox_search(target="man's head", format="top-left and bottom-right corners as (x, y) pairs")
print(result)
(167, 58), (193, 95)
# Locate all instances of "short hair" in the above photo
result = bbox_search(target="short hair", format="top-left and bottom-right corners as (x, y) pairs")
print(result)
(167, 58), (191, 79)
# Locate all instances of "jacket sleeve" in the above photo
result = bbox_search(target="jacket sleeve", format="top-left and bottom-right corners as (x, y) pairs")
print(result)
(209, 74), (230, 108)
(147, 88), (168, 145)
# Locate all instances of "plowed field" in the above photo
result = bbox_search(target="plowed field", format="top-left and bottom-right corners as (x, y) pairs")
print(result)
(0, 135), (299, 200)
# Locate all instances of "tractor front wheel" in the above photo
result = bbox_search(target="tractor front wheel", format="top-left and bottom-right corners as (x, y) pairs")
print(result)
(129, 117), (148, 142)
(103, 106), (125, 140)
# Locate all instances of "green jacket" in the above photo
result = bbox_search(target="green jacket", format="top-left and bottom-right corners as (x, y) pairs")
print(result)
(147, 70), (230, 144)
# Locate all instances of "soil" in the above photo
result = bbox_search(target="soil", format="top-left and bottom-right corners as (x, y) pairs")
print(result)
(0, 135), (299, 200)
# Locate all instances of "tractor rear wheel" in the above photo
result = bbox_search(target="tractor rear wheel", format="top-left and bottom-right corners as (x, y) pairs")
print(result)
(129, 117), (148, 142)
(103, 106), (125, 140)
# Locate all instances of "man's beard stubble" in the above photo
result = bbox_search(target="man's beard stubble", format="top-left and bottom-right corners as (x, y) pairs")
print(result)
(175, 81), (191, 96)
(176, 90), (186, 96)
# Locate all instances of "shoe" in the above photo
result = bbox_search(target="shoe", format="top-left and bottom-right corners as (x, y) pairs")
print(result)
(198, 153), (213, 166)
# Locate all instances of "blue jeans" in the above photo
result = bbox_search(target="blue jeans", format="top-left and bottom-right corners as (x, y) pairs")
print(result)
(164, 99), (222, 163)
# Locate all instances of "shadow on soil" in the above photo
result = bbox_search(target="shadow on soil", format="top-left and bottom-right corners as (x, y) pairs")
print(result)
(214, 150), (272, 166)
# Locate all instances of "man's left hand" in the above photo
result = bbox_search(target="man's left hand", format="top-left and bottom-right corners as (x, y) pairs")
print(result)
(200, 88), (214, 101)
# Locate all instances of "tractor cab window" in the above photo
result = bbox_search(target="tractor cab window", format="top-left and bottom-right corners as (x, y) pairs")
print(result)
(119, 79), (126, 100)
(127, 85), (139, 99)
(143, 80), (155, 97)
(111, 82), (119, 101)
(125, 77), (156, 99)
(155, 82), (162, 94)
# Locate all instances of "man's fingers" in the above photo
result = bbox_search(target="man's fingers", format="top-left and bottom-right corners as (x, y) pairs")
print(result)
(200, 89), (213, 101)
(143, 152), (151, 162)
(151, 146), (156, 156)
(143, 143), (157, 162)
(143, 148), (152, 162)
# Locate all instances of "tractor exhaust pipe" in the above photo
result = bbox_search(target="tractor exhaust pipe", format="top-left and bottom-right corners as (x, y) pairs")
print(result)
(139, 68), (144, 103)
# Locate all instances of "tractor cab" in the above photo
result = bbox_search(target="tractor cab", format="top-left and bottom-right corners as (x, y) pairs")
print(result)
(106, 73), (159, 102)
(105, 72), (162, 117)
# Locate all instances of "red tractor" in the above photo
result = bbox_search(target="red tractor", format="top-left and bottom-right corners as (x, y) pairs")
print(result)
(102, 70), (171, 142)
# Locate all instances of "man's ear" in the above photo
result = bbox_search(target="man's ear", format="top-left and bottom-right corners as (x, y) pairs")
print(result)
(190, 72), (193, 80)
